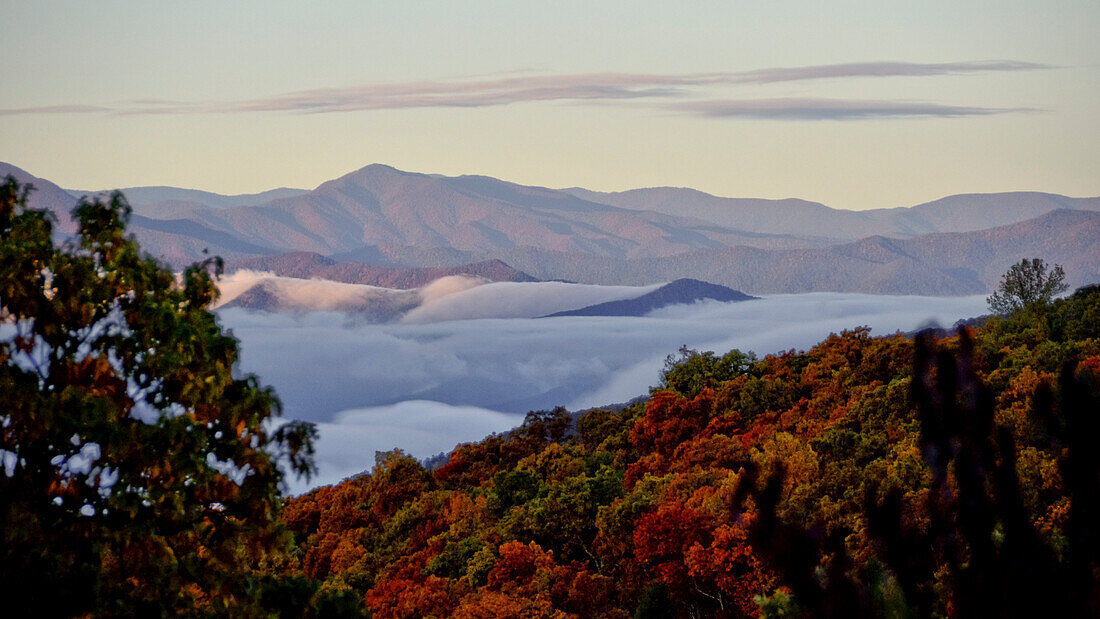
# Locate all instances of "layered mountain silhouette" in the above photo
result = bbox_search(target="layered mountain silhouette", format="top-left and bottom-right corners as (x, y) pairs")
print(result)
(565, 186), (1100, 240)
(77, 186), (311, 219)
(543, 279), (756, 317)
(463, 209), (1100, 294)
(4, 160), (1098, 295)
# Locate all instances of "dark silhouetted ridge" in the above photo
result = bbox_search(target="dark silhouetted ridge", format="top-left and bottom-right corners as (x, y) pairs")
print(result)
(543, 278), (756, 317)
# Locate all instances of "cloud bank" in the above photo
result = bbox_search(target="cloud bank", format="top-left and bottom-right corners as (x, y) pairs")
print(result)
(215, 269), (420, 311)
(286, 401), (520, 494)
(220, 291), (993, 492)
(2, 60), (1049, 120)
(402, 280), (662, 322)
(214, 271), (659, 322)
(223, 292), (991, 421)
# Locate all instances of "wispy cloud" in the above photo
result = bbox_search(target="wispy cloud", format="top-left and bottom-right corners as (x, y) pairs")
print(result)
(725, 60), (1051, 84)
(229, 76), (686, 114)
(0, 104), (110, 116)
(0, 60), (1050, 119)
(216, 60), (1052, 115)
(672, 98), (1037, 121)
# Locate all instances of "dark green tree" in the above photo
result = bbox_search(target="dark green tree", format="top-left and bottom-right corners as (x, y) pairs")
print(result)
(987, 257), (1068, 315)
(0, 178), (316, 615)
(656, 345), (756, 398)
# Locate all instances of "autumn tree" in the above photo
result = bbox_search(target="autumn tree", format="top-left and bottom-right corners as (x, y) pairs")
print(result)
(0, 178), (316, 615)
(987, 257), (1068, 315)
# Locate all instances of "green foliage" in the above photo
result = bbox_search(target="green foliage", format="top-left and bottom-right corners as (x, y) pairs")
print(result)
(755, 588), (798, 618)
(426, 537), (483, 580)
(490, 469), (541, 512)
(987, 257), (1068, 315)
(0, 178), (316, 615)
(657, 345), (756, 398)
(635, 581), (674, 618)
(256, 574), (366, 618)
(1047, 283), (1100, 342)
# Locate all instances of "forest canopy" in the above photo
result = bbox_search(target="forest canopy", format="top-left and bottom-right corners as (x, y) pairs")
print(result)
(282, 279), (1100, 617)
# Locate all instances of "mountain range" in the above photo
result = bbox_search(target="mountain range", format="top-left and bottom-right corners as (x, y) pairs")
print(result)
(3, 160), (1097, 295)
(565, 186), (1100, 240)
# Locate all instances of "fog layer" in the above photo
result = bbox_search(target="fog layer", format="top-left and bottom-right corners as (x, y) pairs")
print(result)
(216, 290), (991, 492)
(215, 270), (661, 322)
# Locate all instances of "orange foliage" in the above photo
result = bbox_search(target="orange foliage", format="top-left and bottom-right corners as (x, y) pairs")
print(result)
(453, 590), (570, 619)
(487, 541), (556, 591)
(632, 389), (717, 457)
(633, 502), (711, 589)
(366, 575), (457, 619)
(684, 520), (774, 616)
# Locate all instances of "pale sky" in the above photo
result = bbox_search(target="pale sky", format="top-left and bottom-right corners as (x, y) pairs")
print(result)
(2, 1), (1098, 209)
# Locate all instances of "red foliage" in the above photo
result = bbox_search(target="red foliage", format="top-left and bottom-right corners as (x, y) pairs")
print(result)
(453, 591), (567, 618)
(633, 502), (712, 589)
(366, 575), (457, 619)
(632, 389), (716, 458)
(487, 541), (556, 591)
(1078, 355), (1100, 379)
(550, 565), (616, 616)
(684, 521), (774, 616)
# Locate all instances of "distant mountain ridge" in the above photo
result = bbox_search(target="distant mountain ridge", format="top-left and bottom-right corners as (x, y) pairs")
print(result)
(172, 164), (808, 261)
(479, 209), (1100, 294)
(68, 186), (309, 210)
(3, 160), (1098, 296)
(543, 278), (756, 317)
(564, 186), (1100, 240)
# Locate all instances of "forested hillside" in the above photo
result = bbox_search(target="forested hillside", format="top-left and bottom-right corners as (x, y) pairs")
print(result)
(280, 286), (1100, 617)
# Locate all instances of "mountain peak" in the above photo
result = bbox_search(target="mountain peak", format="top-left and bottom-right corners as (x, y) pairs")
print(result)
(319, 164), (426, 190)
(357, 163), (403, 174)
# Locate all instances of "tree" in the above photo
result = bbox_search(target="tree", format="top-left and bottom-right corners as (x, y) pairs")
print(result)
(987, 258), (1068, 315)
(0, 178), (316, 615)
(657, 345), (755, 398)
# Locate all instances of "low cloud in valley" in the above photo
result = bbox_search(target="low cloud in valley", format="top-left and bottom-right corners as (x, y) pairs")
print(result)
(218, 288), (992, 492)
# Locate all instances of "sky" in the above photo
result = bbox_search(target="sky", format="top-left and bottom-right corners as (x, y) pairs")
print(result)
(2, 1), (1098, 209)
